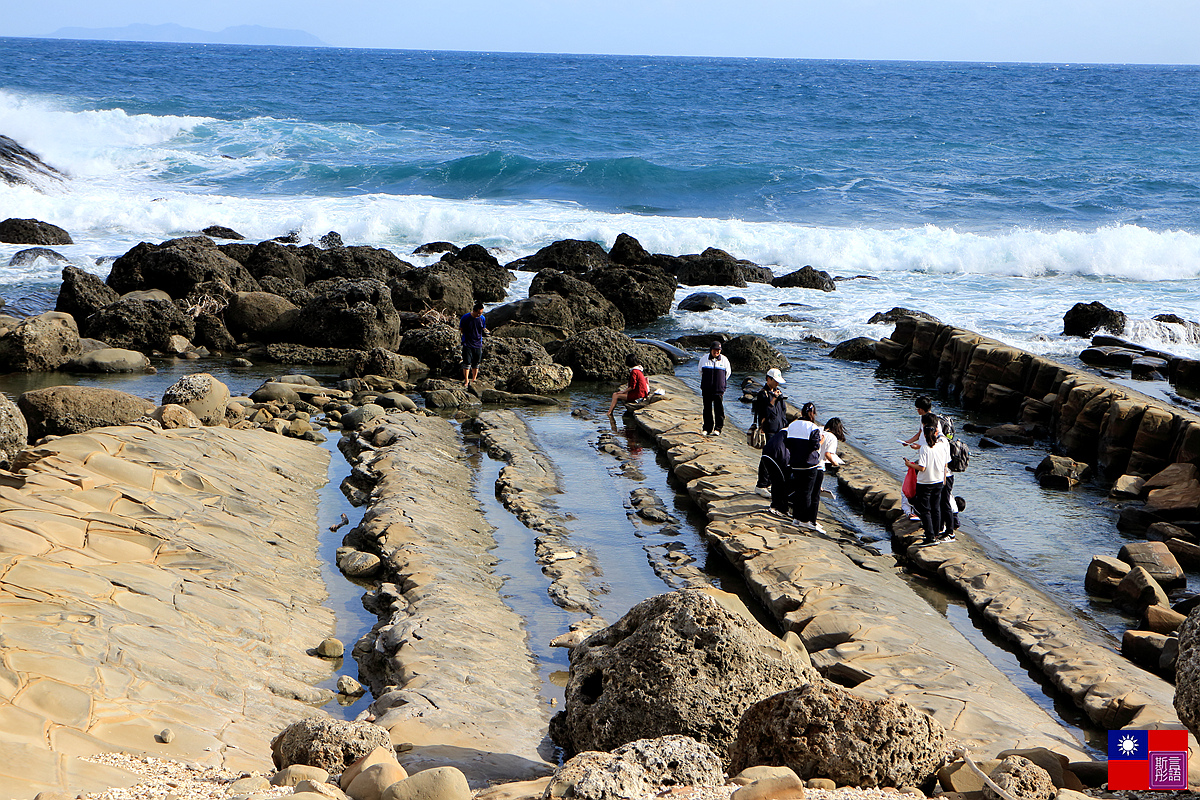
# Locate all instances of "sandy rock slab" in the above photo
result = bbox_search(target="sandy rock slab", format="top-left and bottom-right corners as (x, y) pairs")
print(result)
(0, 424), (337, 799)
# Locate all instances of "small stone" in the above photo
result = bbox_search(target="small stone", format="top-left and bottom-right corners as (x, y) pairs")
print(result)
(806, 779), (836, 790)
(229, 776), (271, 794)
(338, 675), (365, 696)
(316, 637), (345, 658)
(156, 728), (176, 744)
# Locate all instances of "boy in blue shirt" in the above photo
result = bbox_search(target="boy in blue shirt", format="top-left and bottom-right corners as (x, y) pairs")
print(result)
(459, 302), (489, 388)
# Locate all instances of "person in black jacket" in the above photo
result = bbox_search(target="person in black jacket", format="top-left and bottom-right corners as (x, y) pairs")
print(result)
(698, 341), (732, 436)
(757, 428), (791, 518)
(785, 402), (824, 533)
(752, 368), (788, 495)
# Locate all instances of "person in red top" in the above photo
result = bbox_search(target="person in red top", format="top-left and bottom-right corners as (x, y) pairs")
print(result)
(608, 354), (649, 415)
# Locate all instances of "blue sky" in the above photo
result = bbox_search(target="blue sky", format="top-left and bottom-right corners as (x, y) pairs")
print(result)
(5, 0), (1200, 64)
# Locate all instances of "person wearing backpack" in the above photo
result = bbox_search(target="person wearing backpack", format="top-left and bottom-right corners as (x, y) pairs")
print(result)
(902, 396), (967, 538)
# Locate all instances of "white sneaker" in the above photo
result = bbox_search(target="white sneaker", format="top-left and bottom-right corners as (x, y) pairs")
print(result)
(767, 507), (789, 519)
(793, 520), (813, 530)
(811, 522), (826, 534)
(711, 429), (721, 437)
(755, 487), (771, 499)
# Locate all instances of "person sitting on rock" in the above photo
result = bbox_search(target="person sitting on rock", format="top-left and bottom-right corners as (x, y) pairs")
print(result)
(608, 353), (649, 415)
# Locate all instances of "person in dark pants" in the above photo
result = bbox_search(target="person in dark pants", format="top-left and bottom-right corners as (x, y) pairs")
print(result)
(785, 402), (823, 532)
(698, 340), (731, 436)
(753, 368), (788, 495)
(459, 301), (489, 388)
(758, 428), (791, 518)
(904, 414), (952, 544)
(902, 396), (960, 536)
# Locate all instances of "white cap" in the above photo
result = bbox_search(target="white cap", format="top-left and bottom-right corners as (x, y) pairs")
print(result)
(766, 368), (786, 385)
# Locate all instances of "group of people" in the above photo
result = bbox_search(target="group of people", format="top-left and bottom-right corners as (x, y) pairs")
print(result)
(901, 395), (961, 545)
(749, 368), (845, 534)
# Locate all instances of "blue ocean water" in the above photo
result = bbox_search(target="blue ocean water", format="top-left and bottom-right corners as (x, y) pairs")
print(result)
(2, 37), (1200, 359)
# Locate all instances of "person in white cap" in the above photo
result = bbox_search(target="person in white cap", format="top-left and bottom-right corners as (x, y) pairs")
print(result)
(752, 368), (788, 496)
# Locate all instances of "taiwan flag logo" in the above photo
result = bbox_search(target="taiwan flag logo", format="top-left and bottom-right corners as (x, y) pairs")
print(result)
(1108, 729), (1189, 790)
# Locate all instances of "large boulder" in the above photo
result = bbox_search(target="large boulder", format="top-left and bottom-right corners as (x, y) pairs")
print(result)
(0, 311), (82, 371)
(390, 264), (475, 317)
(547, 737), (724, 800)
(82, 297), (196, 353)
(478, 337), (554, 388)
(729, 681), (948, 788)
(771, 266), (836, 292)
(162, 373), (231, 426)
(242, 240), (310, 283)
(829, 337), (878, 361)
(549, 589), (816, 759)
(867, 308), (940, 325)
(9, 247), (70, 267)
(585, 265), (676, 326)
(65, 347), (152, 373)
(512, 239), (611, 275)
(0, 393), (28, 468)
(676, 252), (748, 288)
(56, 265), (120, 321)
(609, 233), (652, 266)
(17, 386), (156, 440)
(553, 327), (673, 382)
(0, 218), (73, 245)
(193, 311), (238, 353)
(1063, 301), (1126, 337)
(106, 236), (261, 298)
(677, 292), (732, 312)
(509, 364), (574, 394)
(721, 335), (789, 372)
(529, 269), (626, 331)
(270, 718), (393, 771)
(304, 245), (413, 284)
(293, 279), (401, 351)
(440, 244), (514, 302)
(397, 324), (461, 375)
(224, 291), (299, 342)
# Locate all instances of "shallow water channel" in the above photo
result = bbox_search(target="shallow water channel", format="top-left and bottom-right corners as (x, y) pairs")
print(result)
(0, 345), (1142, 752)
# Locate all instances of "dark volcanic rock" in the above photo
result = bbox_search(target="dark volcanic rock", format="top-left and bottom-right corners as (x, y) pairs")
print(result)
(478, 337), (555, 389)
(513, 239), (612, 275)
(10, 247), (70, 267)
(609, 233), (652, 266)
(56, 265), (120, 321)
(201, 225), (244, 240)
(1, 135), (66, 188)
(1063, 301), (1126, 337)
(0, 393), (29, 467)
(242, 240), (310, 284)
(0, 218), (73, 246)
(413, 241), (460, 256)
(390, 263), (475, 317)
(107, 237), (260, 298)
(829, 337), (879, 361)
(771, 266), (836, 292)
(676, 253), (749, 288)
(721, 335), (789, 372)
(550, 589), (815, 759)
(293, 279), (400, 351)
(224, 291), (299, 342)
(867, 307), (940, 325)
(677, 292), (732, 312)
(257, 276), (313, 308)
(18, 385), (156, 440)
(83, 298), (195, 353)
(304, 245), (412, 284)
(193, 312), (237, 353)
(440, 244), (514, 302)
(586, 265), (676, 326)
(397, 323), (461, 375)
(529, 269), (625, 331)
(730, 682), (948, 788)
(553, 327), (673, 381)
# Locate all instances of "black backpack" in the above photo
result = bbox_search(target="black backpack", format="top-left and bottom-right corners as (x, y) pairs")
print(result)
(934, 414), (970, 471)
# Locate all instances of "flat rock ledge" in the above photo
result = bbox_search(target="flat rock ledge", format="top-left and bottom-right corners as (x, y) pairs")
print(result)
(0, 424), (337, 799)
(338, 411), (554, 786)
(831, 438), (1200, 782)
(474, 409), (603, 614)
(629, 377), (1087, 762)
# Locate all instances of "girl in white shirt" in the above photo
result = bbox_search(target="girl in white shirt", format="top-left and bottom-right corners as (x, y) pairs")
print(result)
(903, 414), (952, 545)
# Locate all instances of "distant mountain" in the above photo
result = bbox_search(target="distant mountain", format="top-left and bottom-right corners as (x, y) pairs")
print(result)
(48, 23), (328, 47)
